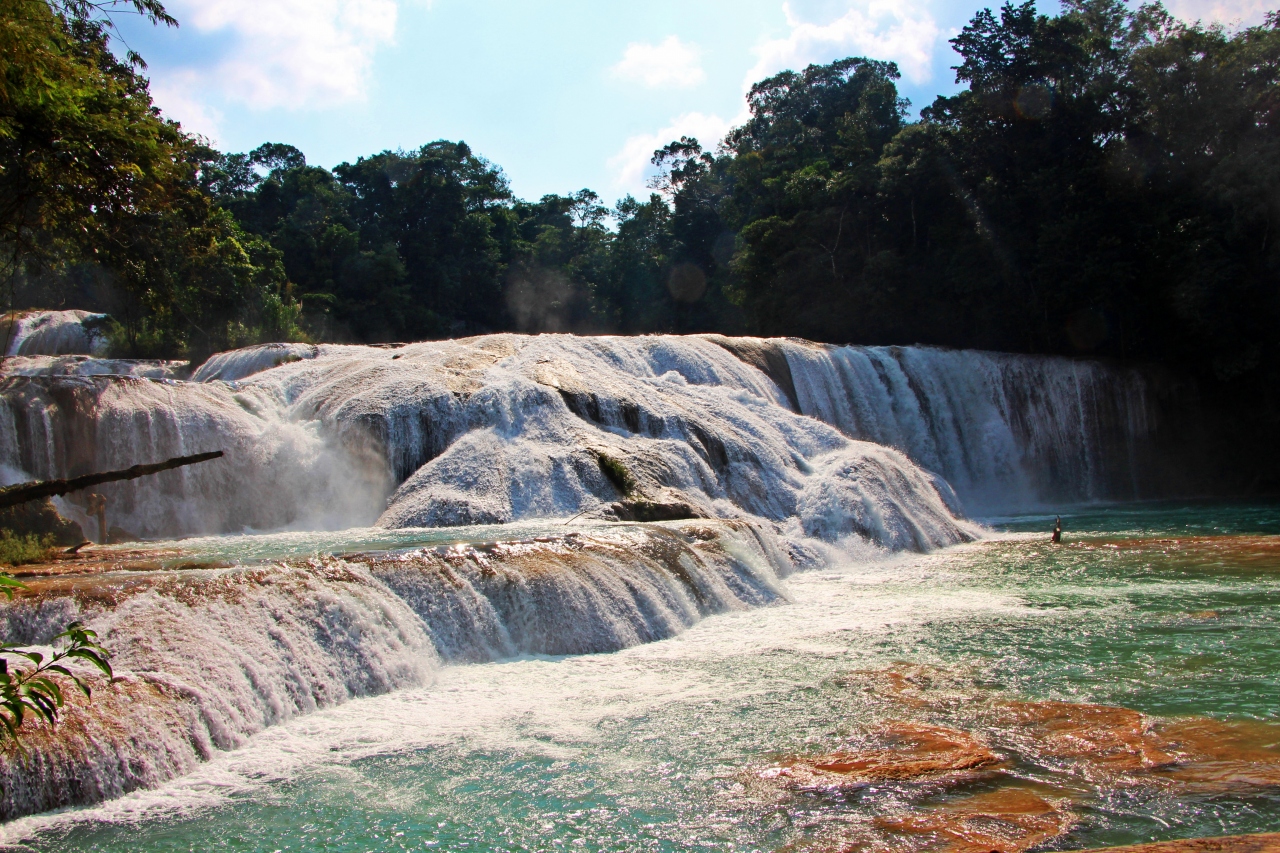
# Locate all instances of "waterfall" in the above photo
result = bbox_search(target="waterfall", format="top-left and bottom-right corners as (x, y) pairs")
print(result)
(0, 335), (976, 550)
(0, 375), (393, 535)
(0, 356), (189, 380)
(0, 520), (789, 819)
(0, 558), (435, 820)
(0, 311), (109, 357)
(777, 342), (1198, 512)
(365, 520), (791, 661)
(190, 342), (319, 382)
(0, 331), (1218, 821)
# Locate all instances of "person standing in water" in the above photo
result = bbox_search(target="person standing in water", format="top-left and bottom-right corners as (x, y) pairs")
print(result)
(1052, 516), (1062, 544)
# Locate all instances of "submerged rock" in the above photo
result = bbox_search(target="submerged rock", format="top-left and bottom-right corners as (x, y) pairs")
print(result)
(871, 787), (1077, 853)
(767, 666), (1280, 853)
(1066, 833), (1280, 853)
(762, 722), (1000, 792)
(988, 700), (1178, 776)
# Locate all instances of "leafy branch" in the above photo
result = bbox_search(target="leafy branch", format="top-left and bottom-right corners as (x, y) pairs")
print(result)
(0, 577), (112, 749)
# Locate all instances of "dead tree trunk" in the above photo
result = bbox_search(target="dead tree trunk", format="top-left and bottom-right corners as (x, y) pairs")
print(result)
(0, 451), (225, 510)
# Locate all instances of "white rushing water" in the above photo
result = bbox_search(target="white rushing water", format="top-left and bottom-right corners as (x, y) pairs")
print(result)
(0, 331), (1204, 823)
(0, 335), (987, 548)
(777, 342), (1187, 510)
(0, 520), (793, 819)
(0, 310), (110, 357)
(0, 333), (1194, 541)
(0, 355), (190, 380)
(0, 533), (1036, 842)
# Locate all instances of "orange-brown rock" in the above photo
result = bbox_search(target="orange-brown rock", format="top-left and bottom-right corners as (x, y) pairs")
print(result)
(988, 700), (1179, 776)
(1153, 717), (1280, 793)
(773, 665), (1280, 853)
(870, 787), (1077, 853)
(1073, 833), (1280, 853)
(762, 722), (1000, 791)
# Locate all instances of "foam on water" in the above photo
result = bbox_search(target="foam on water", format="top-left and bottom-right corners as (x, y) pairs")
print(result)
(7, 503), (1278, 852)
(0, 535), (1028, 840)
(0, 519), (794, 820)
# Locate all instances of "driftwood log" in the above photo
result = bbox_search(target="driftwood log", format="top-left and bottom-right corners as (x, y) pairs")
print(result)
(0, 451), (224, 510)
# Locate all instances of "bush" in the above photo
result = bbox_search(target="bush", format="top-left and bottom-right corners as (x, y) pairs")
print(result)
(0, 531), (56, 566)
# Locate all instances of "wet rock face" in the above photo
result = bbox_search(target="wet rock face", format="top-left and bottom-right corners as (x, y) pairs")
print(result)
(0, 497), (84, 546)
(760, 665), (1280, 853)
(606, 498), (707, 522)
(871, 787), (1077, 853)
(763, 722), (999, 792)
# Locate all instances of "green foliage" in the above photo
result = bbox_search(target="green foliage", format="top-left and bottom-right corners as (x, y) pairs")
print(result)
(0, 531), (56, 567)
(597, 454), (637, 497)
(1, 0), (305, 359)
(0, 620), (112, 748)
(0, 571), (113, 749)
(644, 0), (1280, 409)
(5, 0), (1278, 418)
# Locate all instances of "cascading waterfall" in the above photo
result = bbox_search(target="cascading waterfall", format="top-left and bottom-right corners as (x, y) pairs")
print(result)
(0, 311), (110, 357)
(0, 327), (1212, 823)
(0, 375), (393, 536)
(0, 520), (789, 819)
(776, 341), (1199, 511)
(0, 335), (975, 549)
(0, 355), (190, 380)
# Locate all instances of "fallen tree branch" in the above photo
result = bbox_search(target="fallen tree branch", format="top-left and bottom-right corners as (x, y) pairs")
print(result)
(0, 451), (225, 510)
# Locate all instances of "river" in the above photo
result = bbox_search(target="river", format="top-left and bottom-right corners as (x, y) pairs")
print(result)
(5, 500), (1277, 852)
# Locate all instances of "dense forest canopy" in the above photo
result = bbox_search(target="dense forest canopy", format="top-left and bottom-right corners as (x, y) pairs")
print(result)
(2, 0), (1278, 412)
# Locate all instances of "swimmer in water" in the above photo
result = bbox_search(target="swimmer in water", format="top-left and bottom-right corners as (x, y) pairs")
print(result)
(1052, 516), (1062, 544)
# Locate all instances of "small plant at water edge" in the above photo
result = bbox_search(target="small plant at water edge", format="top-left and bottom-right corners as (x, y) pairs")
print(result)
(0, 531), (57, 567)
(597, 454), (637, 497)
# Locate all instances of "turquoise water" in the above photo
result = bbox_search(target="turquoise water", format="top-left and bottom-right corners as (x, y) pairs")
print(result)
(6, 501), (1280, 852)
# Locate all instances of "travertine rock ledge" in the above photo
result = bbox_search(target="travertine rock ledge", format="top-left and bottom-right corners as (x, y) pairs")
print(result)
(1081, 834), (1280, 853)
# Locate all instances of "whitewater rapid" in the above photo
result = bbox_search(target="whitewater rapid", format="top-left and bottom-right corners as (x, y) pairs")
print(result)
(0, 319), (1206, 822)
(0, 520), (792, 819)
(0, 332), (989, 550)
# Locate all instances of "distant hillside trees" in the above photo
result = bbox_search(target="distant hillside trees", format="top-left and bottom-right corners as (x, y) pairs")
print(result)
(0, 0), (303, 358)
(657, 0), (1280, 395)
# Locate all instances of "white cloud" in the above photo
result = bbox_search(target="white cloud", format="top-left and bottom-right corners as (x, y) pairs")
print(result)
(748, 0), (942, 88)
(160, 0), (398, 111)
(1164, 0), (1269, 26)
(611, 36), (706, 88)
(151, 73), (225, 142)
(607, 112), (736, 197)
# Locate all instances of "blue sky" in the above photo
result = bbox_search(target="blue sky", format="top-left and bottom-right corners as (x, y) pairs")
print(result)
(115, 0), (1265, 203)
